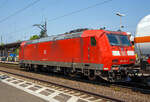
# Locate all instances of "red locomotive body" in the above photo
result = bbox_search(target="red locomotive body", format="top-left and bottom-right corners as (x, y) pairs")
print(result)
(19, 29), (136, 82)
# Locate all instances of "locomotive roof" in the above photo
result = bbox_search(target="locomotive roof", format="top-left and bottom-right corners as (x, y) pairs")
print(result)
(25, 30), (127, 45)
(26, 32), (83, 45)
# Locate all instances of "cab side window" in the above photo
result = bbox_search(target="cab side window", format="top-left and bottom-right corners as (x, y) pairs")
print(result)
(91, 37), (96, 46)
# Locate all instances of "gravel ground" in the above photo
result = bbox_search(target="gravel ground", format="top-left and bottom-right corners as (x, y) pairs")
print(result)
(0, 66), (149, 102)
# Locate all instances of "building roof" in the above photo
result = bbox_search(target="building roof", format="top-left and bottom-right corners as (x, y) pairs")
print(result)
(0, 41), (22, 49)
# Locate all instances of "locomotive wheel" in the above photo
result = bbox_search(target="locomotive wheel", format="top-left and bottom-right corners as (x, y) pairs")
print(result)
(33, 65), (39, 72)
(67, 68), (77, 77)
(34, 67), (38, 72)
(88, 70), (96, 80)
(63, 68), (68, 75)
(19, 64), (24, 68)
(69, 72), (77, 77)
(108, 71), (116, 82)
(25, 64), (30, 71)
(30, 64), (35, 71)
(141, 61), (147, 70)
(88, 74), (96, 80)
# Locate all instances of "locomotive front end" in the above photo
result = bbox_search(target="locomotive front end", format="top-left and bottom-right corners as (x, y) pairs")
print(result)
(102, 32), (136, 82)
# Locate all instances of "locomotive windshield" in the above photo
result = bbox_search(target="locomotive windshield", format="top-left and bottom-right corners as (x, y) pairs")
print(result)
(107, 34), (131, 46)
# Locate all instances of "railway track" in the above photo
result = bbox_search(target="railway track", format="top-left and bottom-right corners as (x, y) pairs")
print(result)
(0, 72), (110, 102)
(0, 62), (150, 102)
(1, 62), (150, 94)
(0, 67), (120, 102)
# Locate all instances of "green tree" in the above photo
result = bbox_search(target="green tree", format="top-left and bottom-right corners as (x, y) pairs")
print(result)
(13, 48), (19, 55)
(0, 42), (4, 46)
(30, 35), (40, 40)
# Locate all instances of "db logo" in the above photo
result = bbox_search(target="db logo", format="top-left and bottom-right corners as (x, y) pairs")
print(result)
(121, 51), (126, 56)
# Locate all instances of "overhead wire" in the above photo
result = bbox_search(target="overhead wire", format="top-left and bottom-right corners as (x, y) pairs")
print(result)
(47, 0), (113, 22)
(0, 0), (40, 23)
(7, 26), (33, 36)
(4, 0), (113, 42)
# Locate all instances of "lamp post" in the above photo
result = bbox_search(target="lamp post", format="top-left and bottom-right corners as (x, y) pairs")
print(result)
(116, 12), (125, 30)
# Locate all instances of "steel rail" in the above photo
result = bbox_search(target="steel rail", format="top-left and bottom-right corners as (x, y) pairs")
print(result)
(0, 69), (123, 102)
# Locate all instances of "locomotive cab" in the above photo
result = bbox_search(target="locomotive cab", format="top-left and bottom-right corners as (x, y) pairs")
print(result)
(81, 30), (136, 82)
(97, 31), (136, 82)
(107, 33), (135, 66)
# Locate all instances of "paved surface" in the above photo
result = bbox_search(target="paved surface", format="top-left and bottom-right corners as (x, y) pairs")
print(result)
(0, 74), (104, 102)
(0, 61), (18, 64)
(0, 82), (48, 102)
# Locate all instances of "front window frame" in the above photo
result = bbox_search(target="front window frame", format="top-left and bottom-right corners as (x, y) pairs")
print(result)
(107, 33), (131, 46)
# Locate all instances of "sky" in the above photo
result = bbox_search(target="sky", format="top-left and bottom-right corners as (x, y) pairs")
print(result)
(0, 0), (149, 43)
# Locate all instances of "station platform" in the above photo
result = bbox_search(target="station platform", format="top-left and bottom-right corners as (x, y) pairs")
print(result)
(0, 74), (99, 102)
(0, 82), (48, 102)
(0, 61), (18, 64)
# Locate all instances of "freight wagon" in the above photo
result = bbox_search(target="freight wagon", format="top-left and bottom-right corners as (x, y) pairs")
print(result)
(19, 29), (136, 82)
(135, 15), (150, 73)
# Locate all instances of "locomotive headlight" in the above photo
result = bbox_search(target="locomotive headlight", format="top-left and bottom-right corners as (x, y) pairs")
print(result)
(127, 51), (135, 56)
(112, 51), (120, 56)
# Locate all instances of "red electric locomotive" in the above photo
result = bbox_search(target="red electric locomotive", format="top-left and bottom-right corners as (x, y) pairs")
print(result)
(19, 29), (136, 82)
